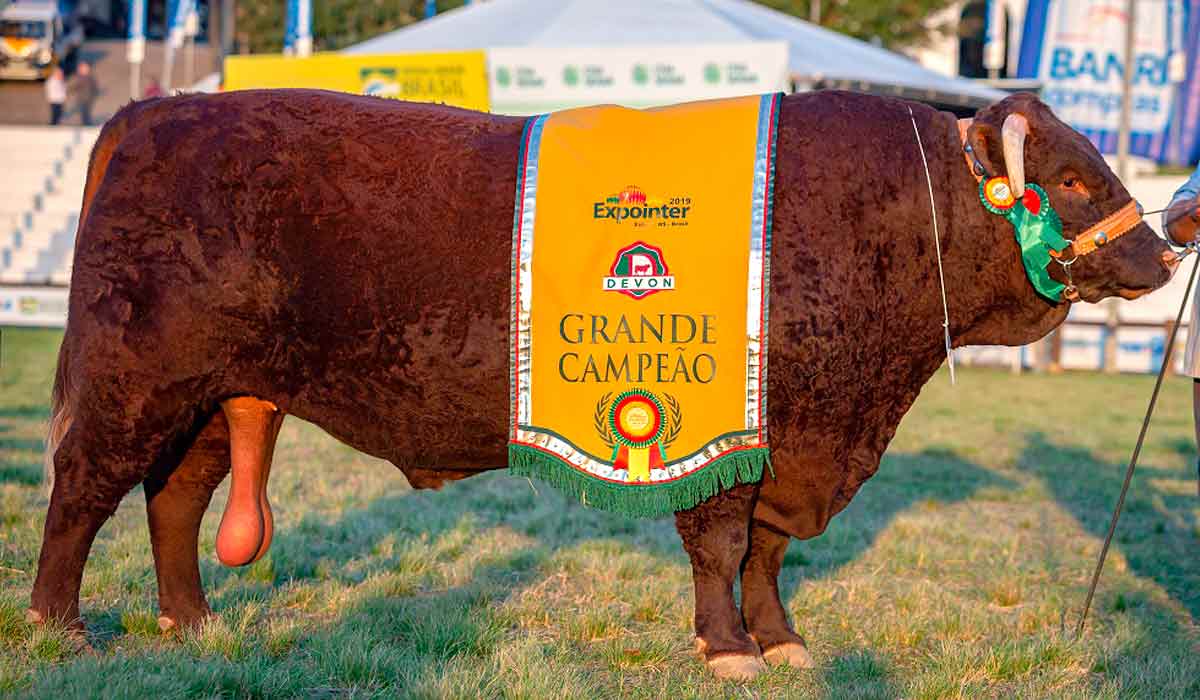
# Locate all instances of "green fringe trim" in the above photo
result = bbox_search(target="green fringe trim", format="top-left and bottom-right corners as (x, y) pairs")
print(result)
(509, 444), (770, 519)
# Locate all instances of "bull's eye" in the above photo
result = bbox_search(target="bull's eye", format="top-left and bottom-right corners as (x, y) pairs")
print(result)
(1060, 175), (1090, 197)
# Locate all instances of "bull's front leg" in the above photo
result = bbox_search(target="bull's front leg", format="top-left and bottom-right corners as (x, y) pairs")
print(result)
(740, 520), (814, 668)
(674, 482), (764, 681)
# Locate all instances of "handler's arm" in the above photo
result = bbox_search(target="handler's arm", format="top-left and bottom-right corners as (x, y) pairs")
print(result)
(1164, 166), (1200, 246)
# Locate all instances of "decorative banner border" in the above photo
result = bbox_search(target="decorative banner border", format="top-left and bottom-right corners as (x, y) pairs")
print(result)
(510, 113), (548, 436)
(745, 91), (779, 443)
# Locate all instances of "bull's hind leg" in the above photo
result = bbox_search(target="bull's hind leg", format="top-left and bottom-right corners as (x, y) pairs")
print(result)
(144, 411), (231, 631)
(30, 393), (192, 627)
(144, 397), (280, 630)
(740, 520), (814, 668)
(674, 483), (764, 681)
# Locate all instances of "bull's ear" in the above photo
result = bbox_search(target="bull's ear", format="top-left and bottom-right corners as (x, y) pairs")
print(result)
(965, 121), (999, 181)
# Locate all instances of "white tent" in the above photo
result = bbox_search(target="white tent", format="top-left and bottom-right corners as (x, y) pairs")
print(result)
(346, 0), (1007, 110)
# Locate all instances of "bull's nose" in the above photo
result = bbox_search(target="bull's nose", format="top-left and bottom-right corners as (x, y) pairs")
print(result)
(1163, 249), (1182, 276)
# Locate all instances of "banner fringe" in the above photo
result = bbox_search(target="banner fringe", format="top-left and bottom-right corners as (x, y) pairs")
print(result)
(509, 445), (770, 518)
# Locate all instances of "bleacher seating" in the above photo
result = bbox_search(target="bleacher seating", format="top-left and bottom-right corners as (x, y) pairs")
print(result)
(0, 126), (99, 286)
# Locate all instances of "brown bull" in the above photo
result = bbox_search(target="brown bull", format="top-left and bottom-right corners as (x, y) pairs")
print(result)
(30, 89), (1175, 680)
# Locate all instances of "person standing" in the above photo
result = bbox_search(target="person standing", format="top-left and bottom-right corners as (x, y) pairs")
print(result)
(45, 67), (67, 126)
(1164, 165), (1200, 489)
(143, 76), (164, 99)
(70, 62), (100, 126)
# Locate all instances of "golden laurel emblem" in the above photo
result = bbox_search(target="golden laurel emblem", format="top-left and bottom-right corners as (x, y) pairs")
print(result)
(594, 389), (682, 482)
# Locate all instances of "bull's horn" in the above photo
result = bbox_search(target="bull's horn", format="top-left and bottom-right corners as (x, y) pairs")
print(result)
(1002, 113), (1029, 198)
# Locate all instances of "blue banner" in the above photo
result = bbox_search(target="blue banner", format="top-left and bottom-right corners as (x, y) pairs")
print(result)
(128, 0), (144, 41)
(295, 0), (311, 54)
(284, 0), (297, 52)
(1017, 0), (1198, 165)
(1174, 5), (1200, 165)
(165, 0), (192, 47)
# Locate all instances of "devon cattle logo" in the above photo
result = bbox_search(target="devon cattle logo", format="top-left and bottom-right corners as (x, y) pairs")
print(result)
(603, 242), (675, 299)
(594, 389), (683, 482)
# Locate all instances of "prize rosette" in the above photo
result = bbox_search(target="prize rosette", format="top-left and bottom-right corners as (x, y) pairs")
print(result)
(981, 176), (1017, 214)
(608, 389), (667, 482)
(978, 178), (1070, 300)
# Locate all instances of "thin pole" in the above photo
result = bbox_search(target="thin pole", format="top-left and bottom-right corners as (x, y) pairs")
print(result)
(1105, 0), (1138, 375)
(127, 0), (145, 100)
(1117, 0), (1136, 182)
(185, 35), (195, 87)
(1077, 253), (1200, 637)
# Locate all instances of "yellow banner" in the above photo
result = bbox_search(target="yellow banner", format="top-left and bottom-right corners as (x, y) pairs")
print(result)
(510, 94), (780, 517)
(222, 52), (490, 112)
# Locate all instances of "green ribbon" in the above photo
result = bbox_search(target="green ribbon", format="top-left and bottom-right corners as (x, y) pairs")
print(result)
(980, 181), (1070, 301)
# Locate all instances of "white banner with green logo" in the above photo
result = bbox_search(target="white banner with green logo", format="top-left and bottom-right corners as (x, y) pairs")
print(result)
(488, 43), (789, 115)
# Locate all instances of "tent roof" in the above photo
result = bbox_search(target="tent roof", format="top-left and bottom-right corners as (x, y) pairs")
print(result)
(346, 0), (1007, 108)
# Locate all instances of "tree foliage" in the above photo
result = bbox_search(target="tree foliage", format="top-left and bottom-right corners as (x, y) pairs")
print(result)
(751, 0), (957, 50)
(234, 0), (954, 55)
(234, 0), (468, 54)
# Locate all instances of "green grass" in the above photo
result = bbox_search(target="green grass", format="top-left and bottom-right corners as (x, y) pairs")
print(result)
(2, 326), (1199, 698)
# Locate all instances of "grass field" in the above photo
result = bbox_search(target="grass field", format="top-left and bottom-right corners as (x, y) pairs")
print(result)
(2, 326), (1199, 698)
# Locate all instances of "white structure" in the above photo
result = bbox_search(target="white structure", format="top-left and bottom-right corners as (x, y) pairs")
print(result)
(0, 126), (97, 325)
(909, 0), (1028, 82)
(347, 0), (1006, 110)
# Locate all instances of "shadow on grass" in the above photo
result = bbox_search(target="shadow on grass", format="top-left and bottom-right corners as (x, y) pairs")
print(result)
(0, 406), (49, 421)
(1014, 432), (1200, 619)
(151, 470), (683, 696)
(16, 445), (1079, 696)
(195, 447), (1010, 695)
(0, 432), (44, 487)
(776, 448), (1017, 605)
(208, 447), (1015, 628)
(823, 648), (900, 700)
(0, 465), (42, 487)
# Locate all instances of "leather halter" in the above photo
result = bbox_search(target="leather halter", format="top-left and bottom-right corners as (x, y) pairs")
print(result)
(955, 118), (1144, 262)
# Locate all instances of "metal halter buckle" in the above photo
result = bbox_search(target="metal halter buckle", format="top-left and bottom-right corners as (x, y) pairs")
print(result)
(1055, 254), (1078, 300)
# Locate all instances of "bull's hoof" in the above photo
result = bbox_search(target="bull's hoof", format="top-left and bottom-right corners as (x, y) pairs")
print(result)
(706, 653), (767, 681)
(26, 608), (85, 632)
(26, 609), (94, 653)
(762, 641), (815, 669)
(157, 607), (213, 634)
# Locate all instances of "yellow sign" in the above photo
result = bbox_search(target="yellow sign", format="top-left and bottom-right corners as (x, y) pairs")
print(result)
(509, 94), (781, 517)
(222, 52), (490, 112)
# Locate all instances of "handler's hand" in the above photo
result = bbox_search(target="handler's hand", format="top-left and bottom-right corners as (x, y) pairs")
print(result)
(1164, 196), (1200, 246)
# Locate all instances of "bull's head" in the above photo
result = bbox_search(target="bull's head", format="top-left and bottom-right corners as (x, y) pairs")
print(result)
(964, 93), (1176, 303)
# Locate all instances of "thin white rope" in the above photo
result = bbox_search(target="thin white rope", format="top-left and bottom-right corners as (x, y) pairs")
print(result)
(908, 105), (955, 385)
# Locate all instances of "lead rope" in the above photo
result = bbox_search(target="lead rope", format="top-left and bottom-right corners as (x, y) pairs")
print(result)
(908, 106), (955, 384)
(1076, 249), (1200, 637)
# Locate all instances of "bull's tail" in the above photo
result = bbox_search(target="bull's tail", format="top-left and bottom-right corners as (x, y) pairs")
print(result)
(43, 340), (73, 494)
(41, 102), (144, 493)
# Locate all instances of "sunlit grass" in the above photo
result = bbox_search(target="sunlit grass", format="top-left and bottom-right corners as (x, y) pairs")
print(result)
(2, 326), (1199, 697)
